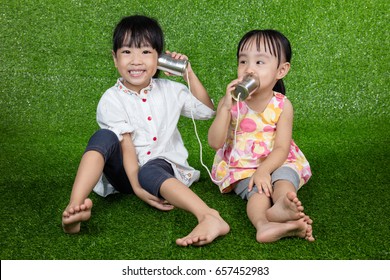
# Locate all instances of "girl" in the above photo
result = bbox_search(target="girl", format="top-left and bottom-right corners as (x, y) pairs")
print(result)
(62, 15), (229, 246)
(208, 30), (314, 243)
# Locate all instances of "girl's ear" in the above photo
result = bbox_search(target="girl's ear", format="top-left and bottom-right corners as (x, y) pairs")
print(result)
(277, 62), (290, 79)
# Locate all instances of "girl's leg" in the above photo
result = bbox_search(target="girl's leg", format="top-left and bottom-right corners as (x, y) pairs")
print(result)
(265, 180), (305, 223)
(265, 179), (315, 242)
(247, 192), (272, 242)
(247, 192), (311, 243)
(159, 178), (230, 246)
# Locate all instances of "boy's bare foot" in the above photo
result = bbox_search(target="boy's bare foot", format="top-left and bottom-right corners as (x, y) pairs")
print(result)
(256, 217), (308, 243)
(266, 191), (304, 223)
(62, 198), (93, 234)
(176, 210), (230, 246)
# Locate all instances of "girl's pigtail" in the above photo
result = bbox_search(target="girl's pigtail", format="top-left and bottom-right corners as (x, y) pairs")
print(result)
(273, 79), (286, 95)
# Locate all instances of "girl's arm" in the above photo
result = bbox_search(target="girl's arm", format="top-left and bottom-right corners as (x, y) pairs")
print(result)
(249, 99), (294, 196)
(208, 96), (231, 150)
(208, 80), (238, 150)
(121, 133), (174, 211)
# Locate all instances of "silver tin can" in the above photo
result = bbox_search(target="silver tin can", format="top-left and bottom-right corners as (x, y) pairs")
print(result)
(232, 74), (259, 101)
(157, 54), (188, 76)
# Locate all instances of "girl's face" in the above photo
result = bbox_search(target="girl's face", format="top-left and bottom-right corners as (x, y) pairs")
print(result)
(113, 45), (158, 93)
(237, 39), (289, 95)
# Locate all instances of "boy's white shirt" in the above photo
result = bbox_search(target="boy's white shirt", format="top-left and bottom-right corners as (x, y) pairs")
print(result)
(93, 78), (215, 197)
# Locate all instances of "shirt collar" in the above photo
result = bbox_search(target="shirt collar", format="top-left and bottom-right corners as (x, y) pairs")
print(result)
(115, 78), (154, 96)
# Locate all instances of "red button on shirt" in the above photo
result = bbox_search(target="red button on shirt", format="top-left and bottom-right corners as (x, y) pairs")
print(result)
(153, 137), (157, 141)
(147, 116), (152, 121)
(142, 98), (147, 102)
(147, 151), (151, 155)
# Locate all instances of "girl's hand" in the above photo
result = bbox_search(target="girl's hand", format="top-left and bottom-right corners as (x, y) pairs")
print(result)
(221, 79), (240, 111)
(248, 169), (273, 197)
(133, 187), (174, 211)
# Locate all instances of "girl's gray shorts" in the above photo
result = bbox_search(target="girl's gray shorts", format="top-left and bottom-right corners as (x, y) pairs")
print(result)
(234, 166), (300, 200)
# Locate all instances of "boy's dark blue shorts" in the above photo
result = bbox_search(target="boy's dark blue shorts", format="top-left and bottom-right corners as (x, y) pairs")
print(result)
(85, 129), (174, 197)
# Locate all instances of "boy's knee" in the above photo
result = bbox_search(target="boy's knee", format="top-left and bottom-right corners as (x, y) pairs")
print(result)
(85, 129), (120, 156)
(93, 129), (117, 141)
(88, 129), (118, 146)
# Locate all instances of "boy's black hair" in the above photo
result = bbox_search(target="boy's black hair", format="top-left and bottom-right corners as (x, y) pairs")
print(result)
(113, 15), (164, 54)
(113, 15), (164, 78)
(237, 29), (292, 95)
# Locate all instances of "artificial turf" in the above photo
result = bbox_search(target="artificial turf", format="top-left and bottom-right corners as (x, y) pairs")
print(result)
(1, 0), (389, 260)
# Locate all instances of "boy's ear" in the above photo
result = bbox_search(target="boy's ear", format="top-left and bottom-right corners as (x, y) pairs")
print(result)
(112, 50), (118, 67)
(277, 62), (290, 79)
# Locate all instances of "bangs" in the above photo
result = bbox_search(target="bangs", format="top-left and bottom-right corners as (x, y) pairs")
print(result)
(237, 30), (288, 66)
(119, 29), (154, 49)
(113, 15), (164, 54)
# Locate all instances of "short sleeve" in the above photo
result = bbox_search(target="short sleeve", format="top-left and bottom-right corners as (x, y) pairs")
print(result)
(178, 85), (215, 120)
(96, 92), (134, 141)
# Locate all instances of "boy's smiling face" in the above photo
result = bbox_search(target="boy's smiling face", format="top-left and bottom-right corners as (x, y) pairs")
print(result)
(113, 45), (158, 93)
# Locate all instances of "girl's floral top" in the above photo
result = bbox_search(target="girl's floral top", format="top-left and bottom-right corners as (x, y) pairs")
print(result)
(211, 92), (312, 193)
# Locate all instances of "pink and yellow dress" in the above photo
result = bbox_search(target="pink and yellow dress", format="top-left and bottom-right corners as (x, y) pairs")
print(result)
(211, 92), (312, 193)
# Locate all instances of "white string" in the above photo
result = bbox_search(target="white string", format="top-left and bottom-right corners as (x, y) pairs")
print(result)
(186, 68), (241, 184)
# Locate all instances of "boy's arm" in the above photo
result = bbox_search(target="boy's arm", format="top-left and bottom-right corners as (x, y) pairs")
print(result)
(166, 51), (214, 110)
(121, 133), (174, 211)
(184, 66), (214, 110)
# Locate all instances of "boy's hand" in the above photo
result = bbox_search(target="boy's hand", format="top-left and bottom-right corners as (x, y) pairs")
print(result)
(134, 188), (174, 211)
(163, 51), (191, 80)
(166, 51), (188, 62)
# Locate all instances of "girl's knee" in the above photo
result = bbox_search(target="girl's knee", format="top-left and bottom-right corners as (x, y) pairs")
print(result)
(273, 180), (296, 191)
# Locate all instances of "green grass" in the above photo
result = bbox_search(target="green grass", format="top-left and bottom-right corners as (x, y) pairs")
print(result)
(1, 0), (389, 260)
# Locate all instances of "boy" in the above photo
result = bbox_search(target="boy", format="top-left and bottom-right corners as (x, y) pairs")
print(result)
(62, 15), (229, 246)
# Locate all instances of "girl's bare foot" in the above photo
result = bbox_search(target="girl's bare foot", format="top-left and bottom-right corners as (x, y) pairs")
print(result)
(176, 210), (230, 246)
(256, 218), (308, 243)
(303, 215), (315, 242)
(62, 198), (93, 234)
(266, 191), (304, 223)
